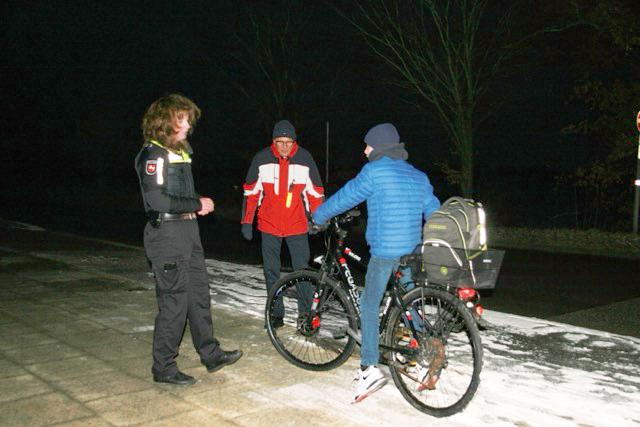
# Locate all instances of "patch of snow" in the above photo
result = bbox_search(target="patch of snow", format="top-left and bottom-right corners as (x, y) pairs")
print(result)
(206, 258), (640, 426)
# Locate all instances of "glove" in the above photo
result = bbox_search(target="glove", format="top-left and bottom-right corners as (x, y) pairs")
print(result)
(241, 223), (253, 241)
(308, 221), (327, 235)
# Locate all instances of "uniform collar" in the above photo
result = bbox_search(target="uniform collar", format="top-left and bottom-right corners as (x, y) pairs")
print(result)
(150, 139), (191, 162)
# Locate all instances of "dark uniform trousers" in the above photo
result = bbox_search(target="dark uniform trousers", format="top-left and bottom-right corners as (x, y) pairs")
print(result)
(144, 219), (221, 376)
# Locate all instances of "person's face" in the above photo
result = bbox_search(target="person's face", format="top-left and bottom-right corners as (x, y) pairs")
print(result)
(364, 144), (374, 158)
(274, 137), (295, 157)
(170, 111), (191, 143)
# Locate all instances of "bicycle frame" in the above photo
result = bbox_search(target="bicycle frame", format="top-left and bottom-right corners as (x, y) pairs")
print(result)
(312, 211), (425, 356)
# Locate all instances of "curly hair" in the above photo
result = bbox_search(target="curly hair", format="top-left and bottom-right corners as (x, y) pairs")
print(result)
(141, 93), (201, 145)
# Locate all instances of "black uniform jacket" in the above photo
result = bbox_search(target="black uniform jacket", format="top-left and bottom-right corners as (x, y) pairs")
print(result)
(135, 140), (202, 216)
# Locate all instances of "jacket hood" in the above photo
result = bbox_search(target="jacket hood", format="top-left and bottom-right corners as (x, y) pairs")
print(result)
(368, 143), (408, 162)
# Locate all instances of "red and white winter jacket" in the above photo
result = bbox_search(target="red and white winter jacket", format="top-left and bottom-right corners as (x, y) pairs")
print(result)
(242, 143), (324, 236)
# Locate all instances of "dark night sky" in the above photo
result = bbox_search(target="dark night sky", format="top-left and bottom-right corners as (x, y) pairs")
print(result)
(2, 1), (638, 232)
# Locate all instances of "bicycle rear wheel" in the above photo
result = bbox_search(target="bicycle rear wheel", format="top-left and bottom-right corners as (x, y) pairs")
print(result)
(265, 270), (358, 371)
(385, 286), (482, 417)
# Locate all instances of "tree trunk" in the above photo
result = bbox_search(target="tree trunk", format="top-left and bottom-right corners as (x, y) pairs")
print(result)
(460, 121), (474, 198)
(449, 112), (474, 198)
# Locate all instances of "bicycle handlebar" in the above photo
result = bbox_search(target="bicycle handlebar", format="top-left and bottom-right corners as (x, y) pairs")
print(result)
(332, 209), (360, 226)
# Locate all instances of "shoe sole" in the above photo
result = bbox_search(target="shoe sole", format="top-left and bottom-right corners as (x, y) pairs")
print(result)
(153, 378), (196, 386)
(206, 354), (243, 373)
(351, 378), (388, 404)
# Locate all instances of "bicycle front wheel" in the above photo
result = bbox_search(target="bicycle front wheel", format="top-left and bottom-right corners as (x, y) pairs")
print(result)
(265, 270), (358, 371)
(385, 286), (482, 417)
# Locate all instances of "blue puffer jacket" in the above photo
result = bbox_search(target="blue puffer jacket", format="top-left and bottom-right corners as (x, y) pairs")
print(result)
(313, 156), (440, 258)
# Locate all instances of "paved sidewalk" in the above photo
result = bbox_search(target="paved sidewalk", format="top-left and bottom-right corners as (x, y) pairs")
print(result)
(1, 222), (639, 427)
(0, 223), (416, 426)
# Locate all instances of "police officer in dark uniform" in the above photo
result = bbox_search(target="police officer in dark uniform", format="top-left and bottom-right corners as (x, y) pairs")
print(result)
(135, 93), (242, 385)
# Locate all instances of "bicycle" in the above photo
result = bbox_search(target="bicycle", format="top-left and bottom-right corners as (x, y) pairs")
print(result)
(265, 210), (497, 417)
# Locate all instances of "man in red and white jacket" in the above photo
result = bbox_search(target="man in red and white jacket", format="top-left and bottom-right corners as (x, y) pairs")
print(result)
(241, 120), (324, 324)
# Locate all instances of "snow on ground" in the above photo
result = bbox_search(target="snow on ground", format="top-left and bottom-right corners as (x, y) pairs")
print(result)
(205, 258), (640, 427)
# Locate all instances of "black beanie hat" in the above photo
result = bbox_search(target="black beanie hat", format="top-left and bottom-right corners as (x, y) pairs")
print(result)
(272, 120), (297, 140)
(364, 123), (400, 150)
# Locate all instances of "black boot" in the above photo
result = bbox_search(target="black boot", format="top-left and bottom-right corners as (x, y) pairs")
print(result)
(204, 350), (243, 373)
(153, 370), (196, 385)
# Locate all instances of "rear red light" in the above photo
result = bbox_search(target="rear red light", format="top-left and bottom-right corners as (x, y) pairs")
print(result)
(311, 316), (321, 329)
(475, 305), (484, 316)
(457, 287), (477, 301)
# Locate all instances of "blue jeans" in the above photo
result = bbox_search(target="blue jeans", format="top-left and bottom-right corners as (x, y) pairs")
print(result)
(360, 256), (417, 366)
(359, 256), (400, 366)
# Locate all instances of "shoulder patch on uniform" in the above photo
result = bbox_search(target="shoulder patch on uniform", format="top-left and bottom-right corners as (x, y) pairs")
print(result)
(146, 160), (157, 175)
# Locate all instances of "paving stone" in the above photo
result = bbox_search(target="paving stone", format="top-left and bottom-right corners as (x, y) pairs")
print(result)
(0, 308), (15, 324)
(37, 318), (107, 337)
(128, 329), (154, 343)
(2, 342), (83, 365)
(89, 313), (156, 334)
(106, 356), (152, 380)
(232, 404), (342, 427)
(43, 296), (111, 313)
(0, 256), (69, 273)
(0, 392), (93, 426)
(56, 370), (152, 402)
(0, 291), (21, 303)
(16, 271), (95, 282)
(0, 322), (40, 338)
(185, 386), (281, 419)
(140, 409), (237, 427)
(85, 388), (196, 426)
(3, 306), (76, 326)
(52, 416), (114, 427)
(91, 339), (151, 362)
(0, 272), (16, 288)
(0, 374), (52, 403)
(0, 332), (58, 351)
(25, 355), (115, 382)
(0, 356), (28, 379)
(62, 331), (150, 362)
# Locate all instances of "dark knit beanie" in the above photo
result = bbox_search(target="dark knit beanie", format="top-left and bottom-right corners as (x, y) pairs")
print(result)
(364, 123), (400, 150)
(272, 120), (297, 140)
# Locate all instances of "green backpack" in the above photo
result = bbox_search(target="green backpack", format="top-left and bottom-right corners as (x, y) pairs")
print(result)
(421, 197), (489, 288)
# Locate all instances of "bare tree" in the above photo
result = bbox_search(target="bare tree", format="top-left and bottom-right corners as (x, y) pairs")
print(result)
(339, 0), (519, 196)
(341, 1), (592, 197)
(223, 1), (339, 139)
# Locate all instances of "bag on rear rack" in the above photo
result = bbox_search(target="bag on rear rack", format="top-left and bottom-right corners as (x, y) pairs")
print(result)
(420, 197), (501, 289)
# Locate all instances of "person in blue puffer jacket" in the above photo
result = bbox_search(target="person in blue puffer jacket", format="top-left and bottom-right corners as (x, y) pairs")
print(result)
(312, 122), (440, 403)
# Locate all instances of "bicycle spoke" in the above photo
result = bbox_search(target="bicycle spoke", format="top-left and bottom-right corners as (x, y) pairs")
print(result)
(385, 287), (482, 417)
(265, 272), (358, 371)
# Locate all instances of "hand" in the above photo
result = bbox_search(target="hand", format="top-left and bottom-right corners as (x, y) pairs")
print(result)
(241, 223), (253, 241)
(308, 221), (327, 235)
(198, 197), (214, 216)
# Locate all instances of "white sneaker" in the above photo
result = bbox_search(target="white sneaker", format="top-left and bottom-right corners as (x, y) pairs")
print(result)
(352, 366), (387, 403)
